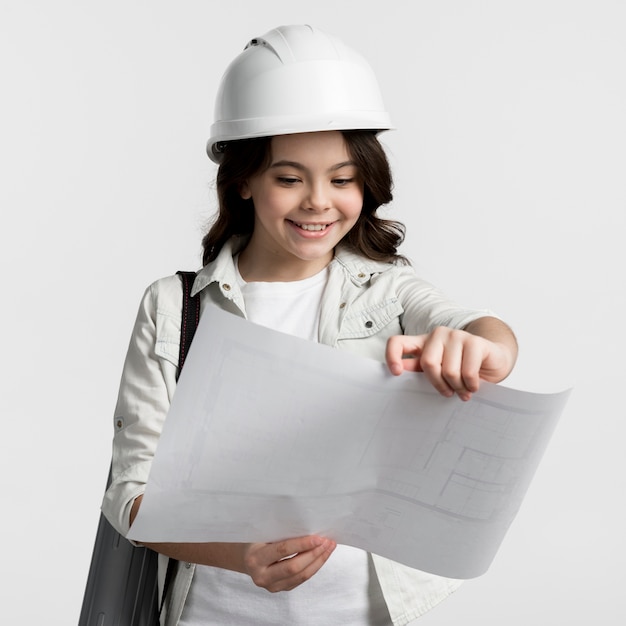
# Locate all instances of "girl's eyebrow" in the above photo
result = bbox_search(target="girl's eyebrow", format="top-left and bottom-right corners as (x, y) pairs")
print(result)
(269, 160), (304, 170)
(269, 160), (357, 172)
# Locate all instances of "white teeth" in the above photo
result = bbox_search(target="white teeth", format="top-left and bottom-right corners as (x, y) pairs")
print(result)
(298, 223), (328, 231)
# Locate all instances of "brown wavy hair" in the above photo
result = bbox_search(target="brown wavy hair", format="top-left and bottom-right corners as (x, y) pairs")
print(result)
(201, 131), (407, 265)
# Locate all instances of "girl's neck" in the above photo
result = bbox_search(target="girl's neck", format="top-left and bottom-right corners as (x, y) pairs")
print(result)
(237, 245), (333, 282)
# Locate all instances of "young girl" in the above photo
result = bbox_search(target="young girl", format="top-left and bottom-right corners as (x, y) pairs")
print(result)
(102, 24), (518, 626)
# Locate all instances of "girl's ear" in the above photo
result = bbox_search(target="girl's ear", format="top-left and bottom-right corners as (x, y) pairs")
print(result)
(239, 182), (252, 200)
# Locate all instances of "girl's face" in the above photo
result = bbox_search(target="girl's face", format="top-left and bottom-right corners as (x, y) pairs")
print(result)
(239, 131), (364, 281)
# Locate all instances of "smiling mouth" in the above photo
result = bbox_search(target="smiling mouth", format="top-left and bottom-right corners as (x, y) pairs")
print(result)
(291, 221), (332, 231)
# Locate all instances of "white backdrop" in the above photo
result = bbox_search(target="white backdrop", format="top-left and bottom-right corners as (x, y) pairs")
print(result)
(2, 1), (624, 623)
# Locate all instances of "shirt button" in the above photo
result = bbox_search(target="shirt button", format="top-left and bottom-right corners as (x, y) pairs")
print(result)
(222, 283), (231, 291)
(116, 418), (124, 429)
(357, 272), (366, 278)
(339, 302), (346, 309)
(365, 320), (373, 328)
(185, 562), (192, 569)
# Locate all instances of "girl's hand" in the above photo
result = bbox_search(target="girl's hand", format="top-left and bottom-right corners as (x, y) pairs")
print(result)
(242, 536), (337, 592)
(385, 321), (517, 401)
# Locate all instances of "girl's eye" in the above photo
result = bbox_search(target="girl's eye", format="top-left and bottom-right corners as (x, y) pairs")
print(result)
(333, 178), (354, 186)
(277, 176), (300, 185)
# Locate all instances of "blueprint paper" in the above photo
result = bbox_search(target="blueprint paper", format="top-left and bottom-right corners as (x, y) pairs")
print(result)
(128, 305), (570, 579)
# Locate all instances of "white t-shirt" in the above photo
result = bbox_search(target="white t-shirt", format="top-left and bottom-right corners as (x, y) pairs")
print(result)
(179, 264), (391, 625)
(235, 263), (328, 342)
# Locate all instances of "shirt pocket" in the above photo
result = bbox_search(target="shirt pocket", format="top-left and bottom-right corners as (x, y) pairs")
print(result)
(154, 308), (181, 368)
(338, 299), (404, 340)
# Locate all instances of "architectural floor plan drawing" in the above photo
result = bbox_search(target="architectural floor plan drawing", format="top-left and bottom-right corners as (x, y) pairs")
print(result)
(129, 305), (570, 579)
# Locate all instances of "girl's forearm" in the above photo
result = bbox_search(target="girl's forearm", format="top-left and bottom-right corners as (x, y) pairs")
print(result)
(130, 495), (247, 570)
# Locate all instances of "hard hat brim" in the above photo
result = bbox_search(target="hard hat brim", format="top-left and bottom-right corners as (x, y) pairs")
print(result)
(207, 114), (394, 163)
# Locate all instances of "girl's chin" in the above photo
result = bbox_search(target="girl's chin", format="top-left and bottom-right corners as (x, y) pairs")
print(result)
(281, 242), (335, 265)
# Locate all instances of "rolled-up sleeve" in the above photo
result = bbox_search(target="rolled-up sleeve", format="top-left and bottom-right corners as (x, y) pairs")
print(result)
(394, 268), (496, 335)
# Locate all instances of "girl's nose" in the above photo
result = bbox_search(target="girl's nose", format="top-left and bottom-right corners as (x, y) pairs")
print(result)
(303, 182), (330, 212)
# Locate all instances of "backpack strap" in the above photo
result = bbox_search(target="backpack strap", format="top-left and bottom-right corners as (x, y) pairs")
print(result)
(159, 270), (201, 618)
(176, 270), (201, 380)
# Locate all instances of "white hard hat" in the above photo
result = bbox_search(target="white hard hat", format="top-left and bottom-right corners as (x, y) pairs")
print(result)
(207, 24), (393, 163)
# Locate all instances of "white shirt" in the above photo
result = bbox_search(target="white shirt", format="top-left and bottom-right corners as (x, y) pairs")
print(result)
(234, 260), (328, 342)
(180, 547), (390, 626)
